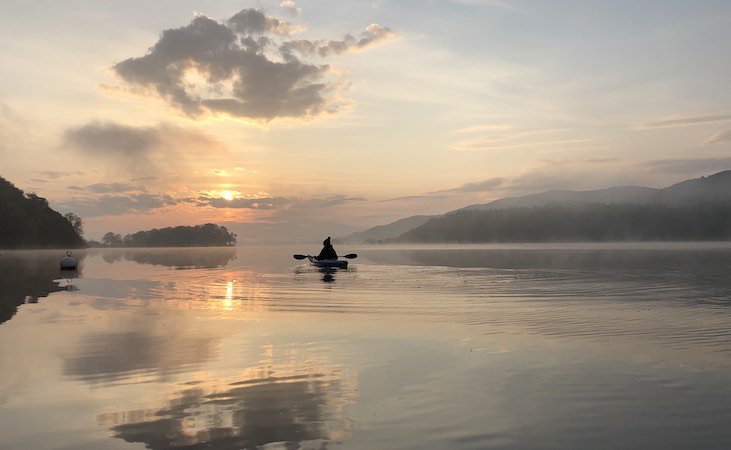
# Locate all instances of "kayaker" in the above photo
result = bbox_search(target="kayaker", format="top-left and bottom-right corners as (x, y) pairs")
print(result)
(315, 237), (338, 260)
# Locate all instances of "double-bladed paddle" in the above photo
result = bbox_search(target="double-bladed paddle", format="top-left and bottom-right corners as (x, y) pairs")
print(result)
(293, 253), (357, 260)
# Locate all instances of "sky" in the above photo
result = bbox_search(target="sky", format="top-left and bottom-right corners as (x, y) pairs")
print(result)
(1, 0), (731, 244)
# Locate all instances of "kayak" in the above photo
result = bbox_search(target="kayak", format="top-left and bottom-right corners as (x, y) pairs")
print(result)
(307, 256), (348, 269)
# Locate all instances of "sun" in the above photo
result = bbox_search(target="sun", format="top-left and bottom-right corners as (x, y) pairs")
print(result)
(221, 190), (234, 201)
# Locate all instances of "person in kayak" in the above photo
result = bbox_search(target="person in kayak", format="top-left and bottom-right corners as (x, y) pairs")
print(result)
(315, 237), (338, 260)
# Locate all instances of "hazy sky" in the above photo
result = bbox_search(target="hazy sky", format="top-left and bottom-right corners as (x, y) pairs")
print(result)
(2, 0), (730, 243)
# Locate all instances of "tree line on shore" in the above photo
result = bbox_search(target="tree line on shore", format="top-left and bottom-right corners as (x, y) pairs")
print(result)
(95, 224), (237, 247)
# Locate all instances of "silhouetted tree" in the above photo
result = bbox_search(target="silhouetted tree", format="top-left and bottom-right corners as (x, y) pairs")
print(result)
(64, 213), (83, 237)
(0, 175), (84, 249)
(102, 224), (237, 247)
(102, 232), (124, 247)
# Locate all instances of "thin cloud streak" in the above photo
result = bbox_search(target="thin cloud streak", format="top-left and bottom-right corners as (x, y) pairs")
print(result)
(70, 183), (147, 194)
(452, 137), (593, 152)
(431, 177), (506, 194)
(632, 113), (731, 130)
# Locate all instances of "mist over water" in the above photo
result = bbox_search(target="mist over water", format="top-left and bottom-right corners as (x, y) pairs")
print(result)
(1, 244), (731, 449)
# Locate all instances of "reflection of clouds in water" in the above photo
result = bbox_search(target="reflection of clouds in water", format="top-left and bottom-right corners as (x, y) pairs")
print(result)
(64, 330), (220, 384)
(75, 270), (271, 314)
(97, 354), (356, 449)
(98, 248), (237, 269)
(63, 271), (272, 385)
(121, 248), (238, 269)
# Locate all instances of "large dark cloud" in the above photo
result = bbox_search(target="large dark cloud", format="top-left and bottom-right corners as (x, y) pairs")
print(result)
(111, 9), (394, 122)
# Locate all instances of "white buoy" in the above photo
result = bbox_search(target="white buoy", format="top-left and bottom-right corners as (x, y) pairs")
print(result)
(60, 250), (78, 270)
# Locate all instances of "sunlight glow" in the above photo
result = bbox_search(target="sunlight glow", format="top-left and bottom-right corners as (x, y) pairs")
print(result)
(203, 189), (241, 201)
(223, 281), (234, 310)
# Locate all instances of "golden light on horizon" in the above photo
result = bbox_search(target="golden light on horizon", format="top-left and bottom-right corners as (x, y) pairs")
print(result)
(223, 280), (234, 311)
(204, 189), (241, 201)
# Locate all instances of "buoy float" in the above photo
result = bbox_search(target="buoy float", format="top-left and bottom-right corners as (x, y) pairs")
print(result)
(60, 250), (78, 270)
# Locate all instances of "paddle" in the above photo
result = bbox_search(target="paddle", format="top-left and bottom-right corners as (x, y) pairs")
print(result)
(293, 253), (357, 260)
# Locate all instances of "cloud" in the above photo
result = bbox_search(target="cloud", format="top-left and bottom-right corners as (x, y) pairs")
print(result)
(205, 196), (290, 210)
(280, 23), (395, 57)
(500, 158), (731, 196)
(455, 124), (513, 134)
(504, 158), (678, 194)
(58, 193), (178, 217)
(63, 121), (224, 175)
(111, 9), (395, 123)
(80, 183), (147, 194)
(431, 177), (506, 193)
(704, 130), (731, 145)
(0, 101), (30, 155)
(33, 171), (80, 180)
(280, 0), (301, 16)
(640, 157), (731, 175)
(193, 193), (364, 210)
(379, 194), (439, 202)
(451, 126), (589, 152)
(632, 113), (731, 130)
(289, 195), (366, 209)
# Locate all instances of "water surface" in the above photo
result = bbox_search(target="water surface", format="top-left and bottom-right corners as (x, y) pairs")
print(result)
(1, 244), (731, 449)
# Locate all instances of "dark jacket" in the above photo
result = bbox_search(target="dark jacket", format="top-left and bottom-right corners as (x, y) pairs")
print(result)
(316, 237), (338, 260)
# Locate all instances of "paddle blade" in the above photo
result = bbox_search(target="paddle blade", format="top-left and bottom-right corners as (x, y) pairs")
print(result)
(293, 254), (308, 260)
(343, 253), (358, 259)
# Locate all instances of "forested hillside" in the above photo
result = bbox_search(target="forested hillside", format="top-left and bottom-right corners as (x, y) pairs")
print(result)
(99, 223), (237, 247)
(0, 176), (84, 249)
(398, 203), (731, 243)
(349, 170), (731, 243)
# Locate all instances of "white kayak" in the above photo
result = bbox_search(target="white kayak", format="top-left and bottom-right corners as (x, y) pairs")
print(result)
(307, 256), (348, 269)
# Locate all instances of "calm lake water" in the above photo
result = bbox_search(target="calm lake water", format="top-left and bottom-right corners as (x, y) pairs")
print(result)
(2, 243), (731, 450)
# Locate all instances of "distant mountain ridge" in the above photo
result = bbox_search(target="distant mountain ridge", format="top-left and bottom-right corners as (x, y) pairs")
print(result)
(461, 170), (731, 211)
(340, 215), (436, 243)
(458, 186), (659, 212)
(342, 170), (731, 243)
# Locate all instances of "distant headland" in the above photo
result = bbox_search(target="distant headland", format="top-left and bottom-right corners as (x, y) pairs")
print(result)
(0, 176), (84, 249)
(87, 224), (237, 248)
(0, 175), (236, 249)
